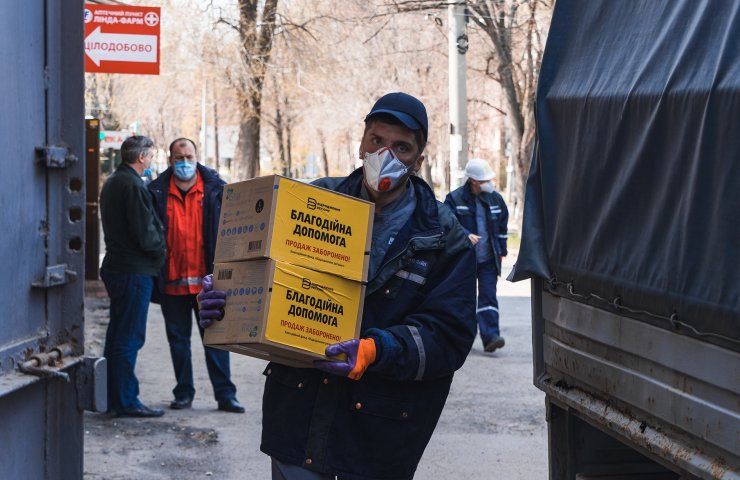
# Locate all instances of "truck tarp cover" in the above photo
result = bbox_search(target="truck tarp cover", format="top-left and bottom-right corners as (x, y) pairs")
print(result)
(511, 0), (739, 349)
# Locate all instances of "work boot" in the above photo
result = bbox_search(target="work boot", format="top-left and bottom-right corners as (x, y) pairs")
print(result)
(116, 404), (165, 418)
(484, 336), (506, 353)
(217, 398), (245, 413)
(170, 397), (193, 410)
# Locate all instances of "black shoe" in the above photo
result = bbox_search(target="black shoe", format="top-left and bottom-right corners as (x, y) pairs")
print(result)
(217, 398), (245, 413)
(484, 336), (506, 353)
(116, 404), (165, 418)
(170, 398), (193, 410)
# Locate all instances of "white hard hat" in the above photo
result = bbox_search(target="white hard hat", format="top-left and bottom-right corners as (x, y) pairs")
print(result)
(464, 159), (495, 182)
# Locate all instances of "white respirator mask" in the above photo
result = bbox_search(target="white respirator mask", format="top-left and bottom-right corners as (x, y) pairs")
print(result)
(363, 147), (410, 193)
(479, 181), (495, 194)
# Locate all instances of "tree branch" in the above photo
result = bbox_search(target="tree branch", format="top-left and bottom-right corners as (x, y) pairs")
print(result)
(363, 16), (393, 44)
(470, 97), (507, 116)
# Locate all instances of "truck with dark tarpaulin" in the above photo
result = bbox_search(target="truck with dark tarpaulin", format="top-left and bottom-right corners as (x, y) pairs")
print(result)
(510, 1), (739, 478)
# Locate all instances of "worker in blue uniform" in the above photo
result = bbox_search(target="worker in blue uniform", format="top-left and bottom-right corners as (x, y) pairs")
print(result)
(197, 92), (478, 480)
(445, 159), (509, 353)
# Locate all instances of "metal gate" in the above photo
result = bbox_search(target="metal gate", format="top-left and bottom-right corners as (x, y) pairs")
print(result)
(0, 1), (104, 478)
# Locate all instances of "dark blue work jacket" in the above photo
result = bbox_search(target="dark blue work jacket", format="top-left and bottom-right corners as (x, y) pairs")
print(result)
(148, 164), (225, 295)
(261, 169), (477, 480)
(444, 182), (508, 275)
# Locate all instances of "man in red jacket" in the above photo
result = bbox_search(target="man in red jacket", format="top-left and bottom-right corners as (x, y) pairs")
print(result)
(148, 138), (244, 413)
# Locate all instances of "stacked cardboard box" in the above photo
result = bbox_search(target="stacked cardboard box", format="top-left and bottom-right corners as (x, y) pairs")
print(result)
(204, 175), (374, 368)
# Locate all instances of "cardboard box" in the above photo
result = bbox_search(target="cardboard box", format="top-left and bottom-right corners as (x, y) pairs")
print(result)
(204, 259), (365, 367)
(214, 175), (374, 282)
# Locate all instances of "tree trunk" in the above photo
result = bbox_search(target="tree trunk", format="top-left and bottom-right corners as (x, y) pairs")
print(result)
(508, 120), (523, 222)
(515, 114), (536, 221)
(233, 0), (278, 181)
(420, 149), (434, 187)
(346, 131), (355, 173)
(286, 124), (293, 177)
(498, 122), (507, 180)
(160, 117), (166, 155)
(274, 104), (287, 176)
(283, 96), (293, 177)
(235, 109), (260, 180)
(318, 130), (329, 177)
(213, 89), (220, 172)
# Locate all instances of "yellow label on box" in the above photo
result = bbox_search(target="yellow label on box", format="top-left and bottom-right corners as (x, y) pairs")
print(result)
(214, 175), (373, 282)
(266, 261), (362, 355)
(271, 178), (372, 282)
(205, 260), (364, 361)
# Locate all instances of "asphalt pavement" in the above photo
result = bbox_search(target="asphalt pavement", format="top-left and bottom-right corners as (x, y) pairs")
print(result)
(83, 253), (547, 479)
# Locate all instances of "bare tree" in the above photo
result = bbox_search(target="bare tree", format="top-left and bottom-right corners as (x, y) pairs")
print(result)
(270, 98), (287, 174)
(239, 0), (278, 178)
(212, 81), (221, 171)
(468, 0), (549, 218)
(318, 129), (330, 177)
(86, 0), (212, 151)
(270, 1), (451, 182)
(89, 0), (552, 205)
(85, 73), (120, 130)
(217, 0), (279, 179)
(379, 0), (552, 219)
(285, 119), (294, 175)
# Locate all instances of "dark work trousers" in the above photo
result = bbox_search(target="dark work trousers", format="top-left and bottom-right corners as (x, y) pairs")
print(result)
(476, 259), (500, 343)
(101, 269), (153, 412)
(159, 293), (236, 403)
(271, 459), (335, 480)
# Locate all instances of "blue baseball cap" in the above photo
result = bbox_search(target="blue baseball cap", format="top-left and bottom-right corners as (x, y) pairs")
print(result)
(365, 92), (428, 141)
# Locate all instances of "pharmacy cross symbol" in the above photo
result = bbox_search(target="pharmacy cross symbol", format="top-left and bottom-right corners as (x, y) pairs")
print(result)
(144, 12), (159, 27)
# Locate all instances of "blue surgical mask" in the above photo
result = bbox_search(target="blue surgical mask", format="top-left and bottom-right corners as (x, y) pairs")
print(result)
(173, 161), (197, 181)
(142, 168), (152, 178)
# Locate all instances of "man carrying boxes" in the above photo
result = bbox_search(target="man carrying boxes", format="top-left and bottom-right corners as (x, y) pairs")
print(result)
(198, 92), (477, 480)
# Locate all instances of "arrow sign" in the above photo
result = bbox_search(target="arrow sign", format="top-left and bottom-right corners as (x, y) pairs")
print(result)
(84, 26), (158, 67)
(83, 4), (160, 75)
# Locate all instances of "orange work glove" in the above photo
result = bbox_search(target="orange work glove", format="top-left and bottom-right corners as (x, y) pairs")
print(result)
(314, 338), (377, 381)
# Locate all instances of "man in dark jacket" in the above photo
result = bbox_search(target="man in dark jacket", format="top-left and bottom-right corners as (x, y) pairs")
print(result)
(148, 138), (244, 413)
(444, 159), (509, 353)
(198, 92), (478, 480)
(100, 135), (167, 418)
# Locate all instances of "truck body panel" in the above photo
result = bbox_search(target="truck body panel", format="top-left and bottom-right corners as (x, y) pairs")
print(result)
(513, 0), (740, 478)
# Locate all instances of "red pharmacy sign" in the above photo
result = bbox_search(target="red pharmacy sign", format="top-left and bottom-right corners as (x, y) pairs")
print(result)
(84, 4), (161, 75)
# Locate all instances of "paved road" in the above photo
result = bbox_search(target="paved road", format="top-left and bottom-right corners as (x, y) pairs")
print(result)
(83, 254), (547, 479)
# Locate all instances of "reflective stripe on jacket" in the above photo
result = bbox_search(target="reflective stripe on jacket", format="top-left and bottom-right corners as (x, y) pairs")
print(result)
(444, 182), (509, 275)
